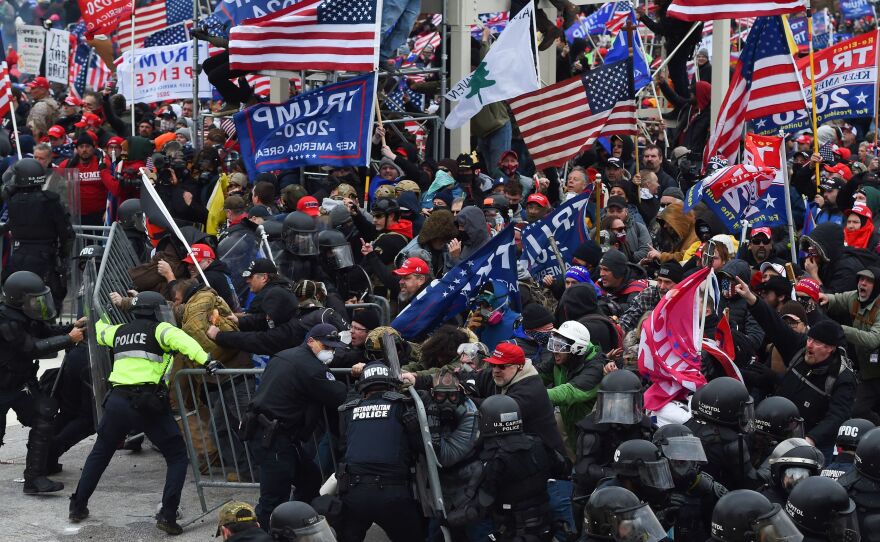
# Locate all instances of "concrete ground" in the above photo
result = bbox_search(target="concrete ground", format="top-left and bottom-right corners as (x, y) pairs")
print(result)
(3, 354), (390, 541)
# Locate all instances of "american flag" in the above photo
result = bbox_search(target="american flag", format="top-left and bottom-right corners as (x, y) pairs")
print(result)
(818, 141), (835, 162)
(509, 58), (637, 169)
(117, 0), (192, 51)
(667, 0), (804, 22)
(412, 31), (440, 56)
(0, 35), (10, 121)
(385, 79), (425, 112)
(87, 52), (112, 92)
(229, 0), (379, 74)
(606, 1), (634, 34)
(68, 43), (92, 99)
(144, 21), (191, 47)
(704, 16), (806, 165)
(245, 74), (271, 97)
(405, 120), (427, 158)
(220, 117), (236, 138)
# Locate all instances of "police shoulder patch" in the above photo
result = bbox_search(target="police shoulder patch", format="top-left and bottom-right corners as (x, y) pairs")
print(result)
(382, 391), (407, 402)
(339, 398), (362, 412)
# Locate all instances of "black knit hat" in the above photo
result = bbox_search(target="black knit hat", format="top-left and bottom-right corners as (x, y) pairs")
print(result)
(352, 307), (381, 331)
(572, 240), (602, 268)
(808, 319), (845, 347)
(521, 303), (554, 330)
(658, 261), (684, 283)
(599, 249), (628, 278)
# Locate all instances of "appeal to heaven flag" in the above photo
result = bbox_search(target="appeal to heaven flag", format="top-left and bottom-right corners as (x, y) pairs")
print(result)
(443, 3), (538, 130)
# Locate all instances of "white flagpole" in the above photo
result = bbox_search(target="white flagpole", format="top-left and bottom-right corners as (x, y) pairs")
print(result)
(5, 62), (21, 159)
(779, 132), (798, 263)
(129, 2), (136, 137)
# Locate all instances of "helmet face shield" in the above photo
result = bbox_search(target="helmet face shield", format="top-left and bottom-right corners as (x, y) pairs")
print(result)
(827, 502), (860, 542)
(754, 507), (804, 542)
(292, 518), (337, 542)
(595, 391), (643, 425)
(637, 458), (674, 490)
(286, 232), (318, 255)
(547, 334), (573, 353)
(23, 288), (56, 320)
(611, 503), (668, 542)
(325, 244), (354, 270)
(660, 435), (708, 463)
(740, 397), (756, 433)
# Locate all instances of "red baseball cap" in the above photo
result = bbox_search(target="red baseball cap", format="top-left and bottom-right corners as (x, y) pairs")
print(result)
(64, 95), (82, 106)
(484, 343), (526, 366)
(47, 125), (66, 138)
(106, 136), (125, 147)
(795, 134), (812, 144)
(795, 278), (821, 302)
(27, 76), (50, 90)
(823, 162), (853, 181)
(499, 150), (518, 163)
(74, 112), (101, 128)
(526, 193), (550, 208)
(393, 257), (429, 276)
(296, 196), (320, 217)
(182, 243), (215, 264)
(750, 227), (772, 240)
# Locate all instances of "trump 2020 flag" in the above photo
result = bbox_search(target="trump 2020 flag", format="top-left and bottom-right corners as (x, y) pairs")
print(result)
(235, 73), (376, 179)
(685, 163), (782, 232)
(392, 226), (520, 340)
(444, 3), (538, 130)
(520, 192), (593, 280)
(604, 12), (651, 91)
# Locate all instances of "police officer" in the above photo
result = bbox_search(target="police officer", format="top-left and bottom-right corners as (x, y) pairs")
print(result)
(247, 323), (348, 529)
(760, 438), (825, 505)
(685, 376), (761, 490)
(581, 486), (668, 542)
(573, 370), (654, 525)
(601, 440), (676, 530)
(709, 490), (803, 542)
(785, 476), (861, 542)
(117, 198), (152, 263)
(68, 290), (218, 535)
(467, 394), (566, 541)
(822, 418), (875, 480)
(336, 361), (425, 542)
(0, 271), (84, 494)
(0, 158), (74, 313)
(269, 501), (336, 541)
(839, 427), (880, 539)
(277, 211), (330, 283)
(752, 396), (805, 480)
(317, 229), (362, 302)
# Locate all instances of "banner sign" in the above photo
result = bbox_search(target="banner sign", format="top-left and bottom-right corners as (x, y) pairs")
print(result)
(685, 163), (784, 231)
(840, 0), (873, 21)
(117, 42), (212, 104)
(78, 0), (131, 39)
(45, 29), (70, 85)
(235, 73), (376, 178)
(206, 0), (299, 35)
(521, 192), (592, 279)
(751, 30), (878, 136)
(564, 2), (615, 43)
(17, 25), (46, 74)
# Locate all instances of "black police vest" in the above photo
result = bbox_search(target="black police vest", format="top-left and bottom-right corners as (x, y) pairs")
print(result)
(112, 319), (164, 363)
(8, 190), (64, 242)
(342, 394), (409, 475)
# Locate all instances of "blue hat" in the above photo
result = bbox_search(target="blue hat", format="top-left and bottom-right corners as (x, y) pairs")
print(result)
(565, 266), (593, 283)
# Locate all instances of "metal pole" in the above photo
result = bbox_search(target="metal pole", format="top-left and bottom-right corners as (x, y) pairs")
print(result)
(7, 77), (21, 158)
(710, 19), (730, 134)
(192, 0), (201, 152)
(129, 4), (136, 137)
(649, 22), (701, 78)
(548, 234), (568, 274)
(778, 135), (798, 263)
(806, 3), (821, 188)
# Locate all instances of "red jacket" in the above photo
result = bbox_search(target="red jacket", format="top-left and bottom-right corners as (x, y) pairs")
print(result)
(59, 152), (122, 216)
(388, 219), (413, 240)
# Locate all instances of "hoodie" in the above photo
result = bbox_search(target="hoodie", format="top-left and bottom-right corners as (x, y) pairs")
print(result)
(397, 191), (424, 236)
(805, 222), (864, 293)
(477, 279), (520, 350)
(454, 206), (490, 262)
(655, 202), (698, 263)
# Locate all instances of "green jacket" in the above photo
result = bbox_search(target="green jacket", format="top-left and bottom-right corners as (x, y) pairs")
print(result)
(97, 319), (209, 386)
(539, 343), (604, 451)
(826, 290), (880, 379)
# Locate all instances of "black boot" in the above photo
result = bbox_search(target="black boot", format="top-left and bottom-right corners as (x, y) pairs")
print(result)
(156, 515), (183, 536)
(23, 417), (64, 494)
(122, 433), (144, 452)
(69, 494), (89, 522)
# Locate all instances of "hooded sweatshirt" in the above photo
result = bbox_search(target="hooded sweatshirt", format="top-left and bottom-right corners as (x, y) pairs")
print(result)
(477, 279), (520, 350)
(454, 206), (490, 262)
(806, 222), (863, 294)
(655, 202), (698, 263)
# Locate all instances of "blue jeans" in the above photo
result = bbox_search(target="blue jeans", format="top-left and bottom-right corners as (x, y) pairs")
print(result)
(380, 0), (422, 62)
(548, 479), (575, 533)
(477, 120), (512, 179)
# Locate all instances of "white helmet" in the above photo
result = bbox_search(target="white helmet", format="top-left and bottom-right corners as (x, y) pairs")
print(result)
(547, 321), (592, 356)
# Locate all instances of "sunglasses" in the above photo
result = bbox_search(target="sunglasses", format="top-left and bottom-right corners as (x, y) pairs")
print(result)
(751, 238), (772, 245)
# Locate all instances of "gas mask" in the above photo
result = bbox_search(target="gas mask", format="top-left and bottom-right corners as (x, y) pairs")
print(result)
(432, 389), (460, 424)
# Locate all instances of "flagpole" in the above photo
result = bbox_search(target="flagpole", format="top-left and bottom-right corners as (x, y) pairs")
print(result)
(649, 22), (701, 78)
(779, 131), (798, 263)
(8, 85), (21, 159)
(623, 19), (640, 202)
(696, 269), (714, 356)
(806, 2), (821, 188)
(530, 0), (541, 83)
(594, 172), (602, 243)
(874, 28), (880, 153)
(129, 1), (136, 137)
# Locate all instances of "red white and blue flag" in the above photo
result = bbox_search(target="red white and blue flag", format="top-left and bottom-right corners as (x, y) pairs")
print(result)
(668, 0), (805, 22)
(117, 0), (192, 51)
(0, 34), (11, 121)
(606, 1), (635, 34)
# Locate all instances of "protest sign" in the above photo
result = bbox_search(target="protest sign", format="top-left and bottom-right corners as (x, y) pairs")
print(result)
(840, 0), (873, 21)
(17, 25), (46, 74)
(45, 29), (70, 85)
(235, 73), (376, 178)
(752, 30), (878, 136)
(117, 42), (212, 104)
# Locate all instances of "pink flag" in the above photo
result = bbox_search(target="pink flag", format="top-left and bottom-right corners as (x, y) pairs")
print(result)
(638, 267), (712, 411)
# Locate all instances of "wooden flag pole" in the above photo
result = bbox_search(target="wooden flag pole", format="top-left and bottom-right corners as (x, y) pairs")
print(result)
(594, 173), (602, 243)
(806, 3), (821, 188)
(622, 19), (641, 202)
(374, 98), (386, 147)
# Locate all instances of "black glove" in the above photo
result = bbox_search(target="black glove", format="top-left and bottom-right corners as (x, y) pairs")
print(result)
(401, 408), (420, 434)
(205, 359), (224, 375)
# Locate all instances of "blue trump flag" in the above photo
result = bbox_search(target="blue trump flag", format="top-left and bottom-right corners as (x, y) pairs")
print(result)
(235, 73), (376, 178)
(565, 2), (615, 43)
(604, 13), (650, 91)
(391, 226), (520, 340)
(520, 192), (593, 279)
(685, 164), (786, 232)
(203, 0), (303, 35)
(841, 0), (874, 21)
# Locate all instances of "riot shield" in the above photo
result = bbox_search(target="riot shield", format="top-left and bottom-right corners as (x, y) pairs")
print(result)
(83, 259), (112, 427)
(408, 387), (450, 541)
(44, 167), (81, 227)
(217, 230), (261, 301)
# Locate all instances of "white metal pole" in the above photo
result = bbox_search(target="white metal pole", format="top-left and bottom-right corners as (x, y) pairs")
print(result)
(129, 3), (136, 137)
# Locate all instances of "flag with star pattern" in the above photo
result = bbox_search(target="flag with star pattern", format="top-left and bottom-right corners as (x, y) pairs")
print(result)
(391, 225), (520, 341)
(385, 78), (425, 112)
(684, 163), (785, 231)
(145, 22), (191, 47)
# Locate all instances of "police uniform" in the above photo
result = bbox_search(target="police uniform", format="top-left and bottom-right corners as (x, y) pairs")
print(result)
(69, 315), (209, 526)
(336, 364), (425, 542)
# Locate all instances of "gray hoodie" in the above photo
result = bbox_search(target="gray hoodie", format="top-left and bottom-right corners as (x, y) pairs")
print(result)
(454, 206), (490, 262)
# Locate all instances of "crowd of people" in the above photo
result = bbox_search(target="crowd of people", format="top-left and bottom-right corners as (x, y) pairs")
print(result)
(3, 1), (880, 542)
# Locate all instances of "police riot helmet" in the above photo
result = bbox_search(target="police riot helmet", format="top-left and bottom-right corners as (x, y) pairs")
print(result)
(612, 439), (675, 490)
(12, 158), (48, 188)
(786, 476), (859, 542)
(129, 290), (169, 321)
(2, 271), (56, 320)
(754, 396), (805, 442)
(269, 501), (335, 542)
(767, 438), (824, 494)
(479, 394), (522, 438)
(854, 427), (880, 480)
(595, 369), (644, 425)
(837, 418), (876, 452)
(355, 361), (400, 394)
(372, 197), (400, 219)
(76, 244), (105, 271)
(317, 229), (354, 270)
(585, 486), (642, 539)
(652, 424), (708, 463)
(711, 490), (803, 542)
(118, 198), (145, 232)
(282, 211), (318, 255)
(364, 326), (409, 362)
(692, 376), (755, 433)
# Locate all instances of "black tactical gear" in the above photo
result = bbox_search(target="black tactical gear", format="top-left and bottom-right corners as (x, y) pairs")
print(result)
(692, 376), (755, 432)
(479, 394), (523, 438)
(710, 490), (803, 542)
(282, 211), (318, 256)
(129, 291), (169, 320)
(584, 486), (641, 538)
(594, 369), (644, 425)
(11, 157), (48, 187)
(786, 476), (859, 542)
(3, 271), (57, 321)
(838, 418), (876, 452)
(269, 501), (335, 542)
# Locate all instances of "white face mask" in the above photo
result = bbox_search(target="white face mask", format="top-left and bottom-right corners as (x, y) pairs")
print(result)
(316, 349), (334, 365)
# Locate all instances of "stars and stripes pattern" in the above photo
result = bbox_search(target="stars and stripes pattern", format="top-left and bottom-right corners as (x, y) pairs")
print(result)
(412, 31), (440, 56)
(68, 43), (92, 99)
(117, 0), (192, 51)
(385, 79), (426, 112)
(509, 58), (637, 169)
(87, 52), (112, 92)
(144, 21), (191, 47)
(667, 0), (804, 22)
(229, 0), (379, 74)
(606, 1), (635, 33)
(0, 35), (11, 121)
(704, 16), (806, 165)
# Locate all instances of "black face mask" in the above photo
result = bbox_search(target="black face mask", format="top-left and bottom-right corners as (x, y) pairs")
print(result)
(458, 230), (469, 243)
